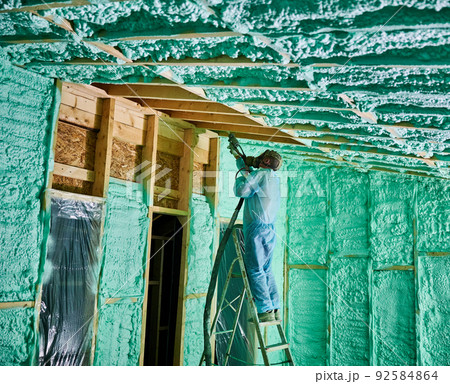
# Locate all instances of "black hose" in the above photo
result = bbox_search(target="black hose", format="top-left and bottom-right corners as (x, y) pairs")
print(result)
(202, 197), (244, 366)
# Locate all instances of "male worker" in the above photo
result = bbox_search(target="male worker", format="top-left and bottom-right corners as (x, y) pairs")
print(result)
(231, 149), (283, 323)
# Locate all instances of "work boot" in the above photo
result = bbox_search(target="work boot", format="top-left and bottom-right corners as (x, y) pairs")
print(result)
(274, 309), (281, 322)
(258, 310), (275, 323)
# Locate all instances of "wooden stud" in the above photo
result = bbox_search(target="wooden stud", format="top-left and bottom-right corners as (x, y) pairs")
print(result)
(177, 129), (195, 212)
(173, 129), (195, 365)
(139, 114), (160, 366)
(150, 206), (189, 217)
(53, 162), (95, 182)
(92, 98), (115, 197)
(0, 301), (34, 309)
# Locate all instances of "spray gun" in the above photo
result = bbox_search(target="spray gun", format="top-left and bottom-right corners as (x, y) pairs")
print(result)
(228, 133), (247, 162)
(228, 133), (269, 170)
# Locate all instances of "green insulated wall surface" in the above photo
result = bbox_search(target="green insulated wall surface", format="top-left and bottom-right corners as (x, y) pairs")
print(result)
(0, 58), (57, 365)
(183, 194), (215, 366)
(217, 138), (450, 366)
(94, 178), (149, 366)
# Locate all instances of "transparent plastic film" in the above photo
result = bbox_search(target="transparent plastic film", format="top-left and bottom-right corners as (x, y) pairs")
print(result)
(215, 223), (257, 366)
(39, 190), (105, 366)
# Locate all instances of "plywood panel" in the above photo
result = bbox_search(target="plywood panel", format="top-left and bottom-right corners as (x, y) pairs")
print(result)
(54, 121), (97, 170)
(110, 138), (143, 181)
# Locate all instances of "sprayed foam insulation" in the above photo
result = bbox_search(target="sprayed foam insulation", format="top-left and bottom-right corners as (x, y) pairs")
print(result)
(417, 256), (450, 366)
(330, 168), (369, 257)
(0, 58), (56, 302)
(0, 307), (35, 366)
(370, 173), (415, 268)
(54, 121), (96, 169)
(181, 194), (215, 365)
(185, 194), (214, 295)
(330, 257), (370, 366)
(287, 165), (328, 265)
(99, 178), (149, 299)
(0, 1), (448, 175)
(287, 269), (327, 366)
(417, 178), (450, 252)
(183, 296), (206, 366)
(94, 179), (149, 366)
(110, 138), (143, 181)
(372, 270), (416, 366)
(94, 298), (143, 366)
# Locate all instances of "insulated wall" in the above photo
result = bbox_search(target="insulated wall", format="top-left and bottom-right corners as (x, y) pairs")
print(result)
(0, 58), (58, 365)
(182, 194), (215, 366)
(217, 138), (450, 366)
(94, 178), (149, 366)
(285, 165), (450, 366)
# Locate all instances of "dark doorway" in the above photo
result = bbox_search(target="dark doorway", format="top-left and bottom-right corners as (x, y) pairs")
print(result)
(144, 214), (182, 366)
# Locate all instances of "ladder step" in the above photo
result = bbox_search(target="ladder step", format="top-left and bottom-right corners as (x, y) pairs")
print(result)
(253, 319), (282, 326)
(213, 329), (233, 335)
(260, 343), (290, 353)
(270, 360), (292, 366)
(231, 273), (242, 278)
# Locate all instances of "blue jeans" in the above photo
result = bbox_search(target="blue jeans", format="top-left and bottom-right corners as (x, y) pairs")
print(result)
(243, 221), (280, 313)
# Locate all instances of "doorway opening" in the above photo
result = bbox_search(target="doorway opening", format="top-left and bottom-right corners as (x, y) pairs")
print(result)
(144, 214), (182, 366)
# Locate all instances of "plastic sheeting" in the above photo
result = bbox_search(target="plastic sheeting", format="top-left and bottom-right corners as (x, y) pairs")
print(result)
(215, 223), (257, 366)
(39, 190), (105, 366)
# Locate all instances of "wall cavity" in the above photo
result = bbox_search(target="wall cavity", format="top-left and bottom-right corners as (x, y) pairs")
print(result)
(94, 178), (149, 366)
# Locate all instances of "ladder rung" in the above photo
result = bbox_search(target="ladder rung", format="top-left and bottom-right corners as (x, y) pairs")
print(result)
(231, 274), (242, 278)
(252, 319), (282, 326)
(270, 360), (292, 366)
(260, 343), (289, 353)
(213, 329), (233, 335)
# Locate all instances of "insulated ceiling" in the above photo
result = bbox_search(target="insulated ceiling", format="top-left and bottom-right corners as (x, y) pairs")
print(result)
(0, 0), (449, 178)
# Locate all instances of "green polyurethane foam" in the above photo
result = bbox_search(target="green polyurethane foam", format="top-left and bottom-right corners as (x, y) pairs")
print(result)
(330, 257), (370, 366)
(372, 270), (416, 366)
(185, 194), (215, 295)
(288, 268), (328, 366)
(94, 298), (143, 366)
(183, 296), (206, 366)
(418, 256), (450, 366)
(0, 58), (55, 302)
(99, 178), (149, 299)
(0, 307), (35, 366)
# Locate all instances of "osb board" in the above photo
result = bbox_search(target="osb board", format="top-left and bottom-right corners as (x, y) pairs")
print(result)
(54, 121), (97, 170)
(52, 175), (93, 195)
(155, 151), (180, 190)
(153, 195), (178, 209)
(110, 138), (143, 181)
(192, 162), (205, 195)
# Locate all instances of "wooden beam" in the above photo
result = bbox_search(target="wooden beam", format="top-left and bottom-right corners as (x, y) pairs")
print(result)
(92, 98), (115, 197)
(151, 206), (188, 217)
(50, 56), (296, 67)
(102, 84), (209, 101)
(204, 137), (220, 207)
(178, 129), (195, 211)
(173, 128), (195, 365)
(54, 162), (95, 182)
(135, 99), (245, 115)
(0, 0), (131, 13)
(164, 110), (266, 126)
(0, 301), (34, 309)
(139, 114), (159, 366)
(210, 122), (448, 162)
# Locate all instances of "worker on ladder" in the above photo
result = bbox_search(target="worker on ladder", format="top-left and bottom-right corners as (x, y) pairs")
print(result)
(229, 145), (283, 323)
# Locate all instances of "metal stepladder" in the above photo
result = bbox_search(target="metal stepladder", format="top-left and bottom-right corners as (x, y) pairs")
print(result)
(200, 224), (294, 366)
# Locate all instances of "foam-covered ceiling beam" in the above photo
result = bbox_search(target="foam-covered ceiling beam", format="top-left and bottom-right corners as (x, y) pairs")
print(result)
(0, 0), (135, 13)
